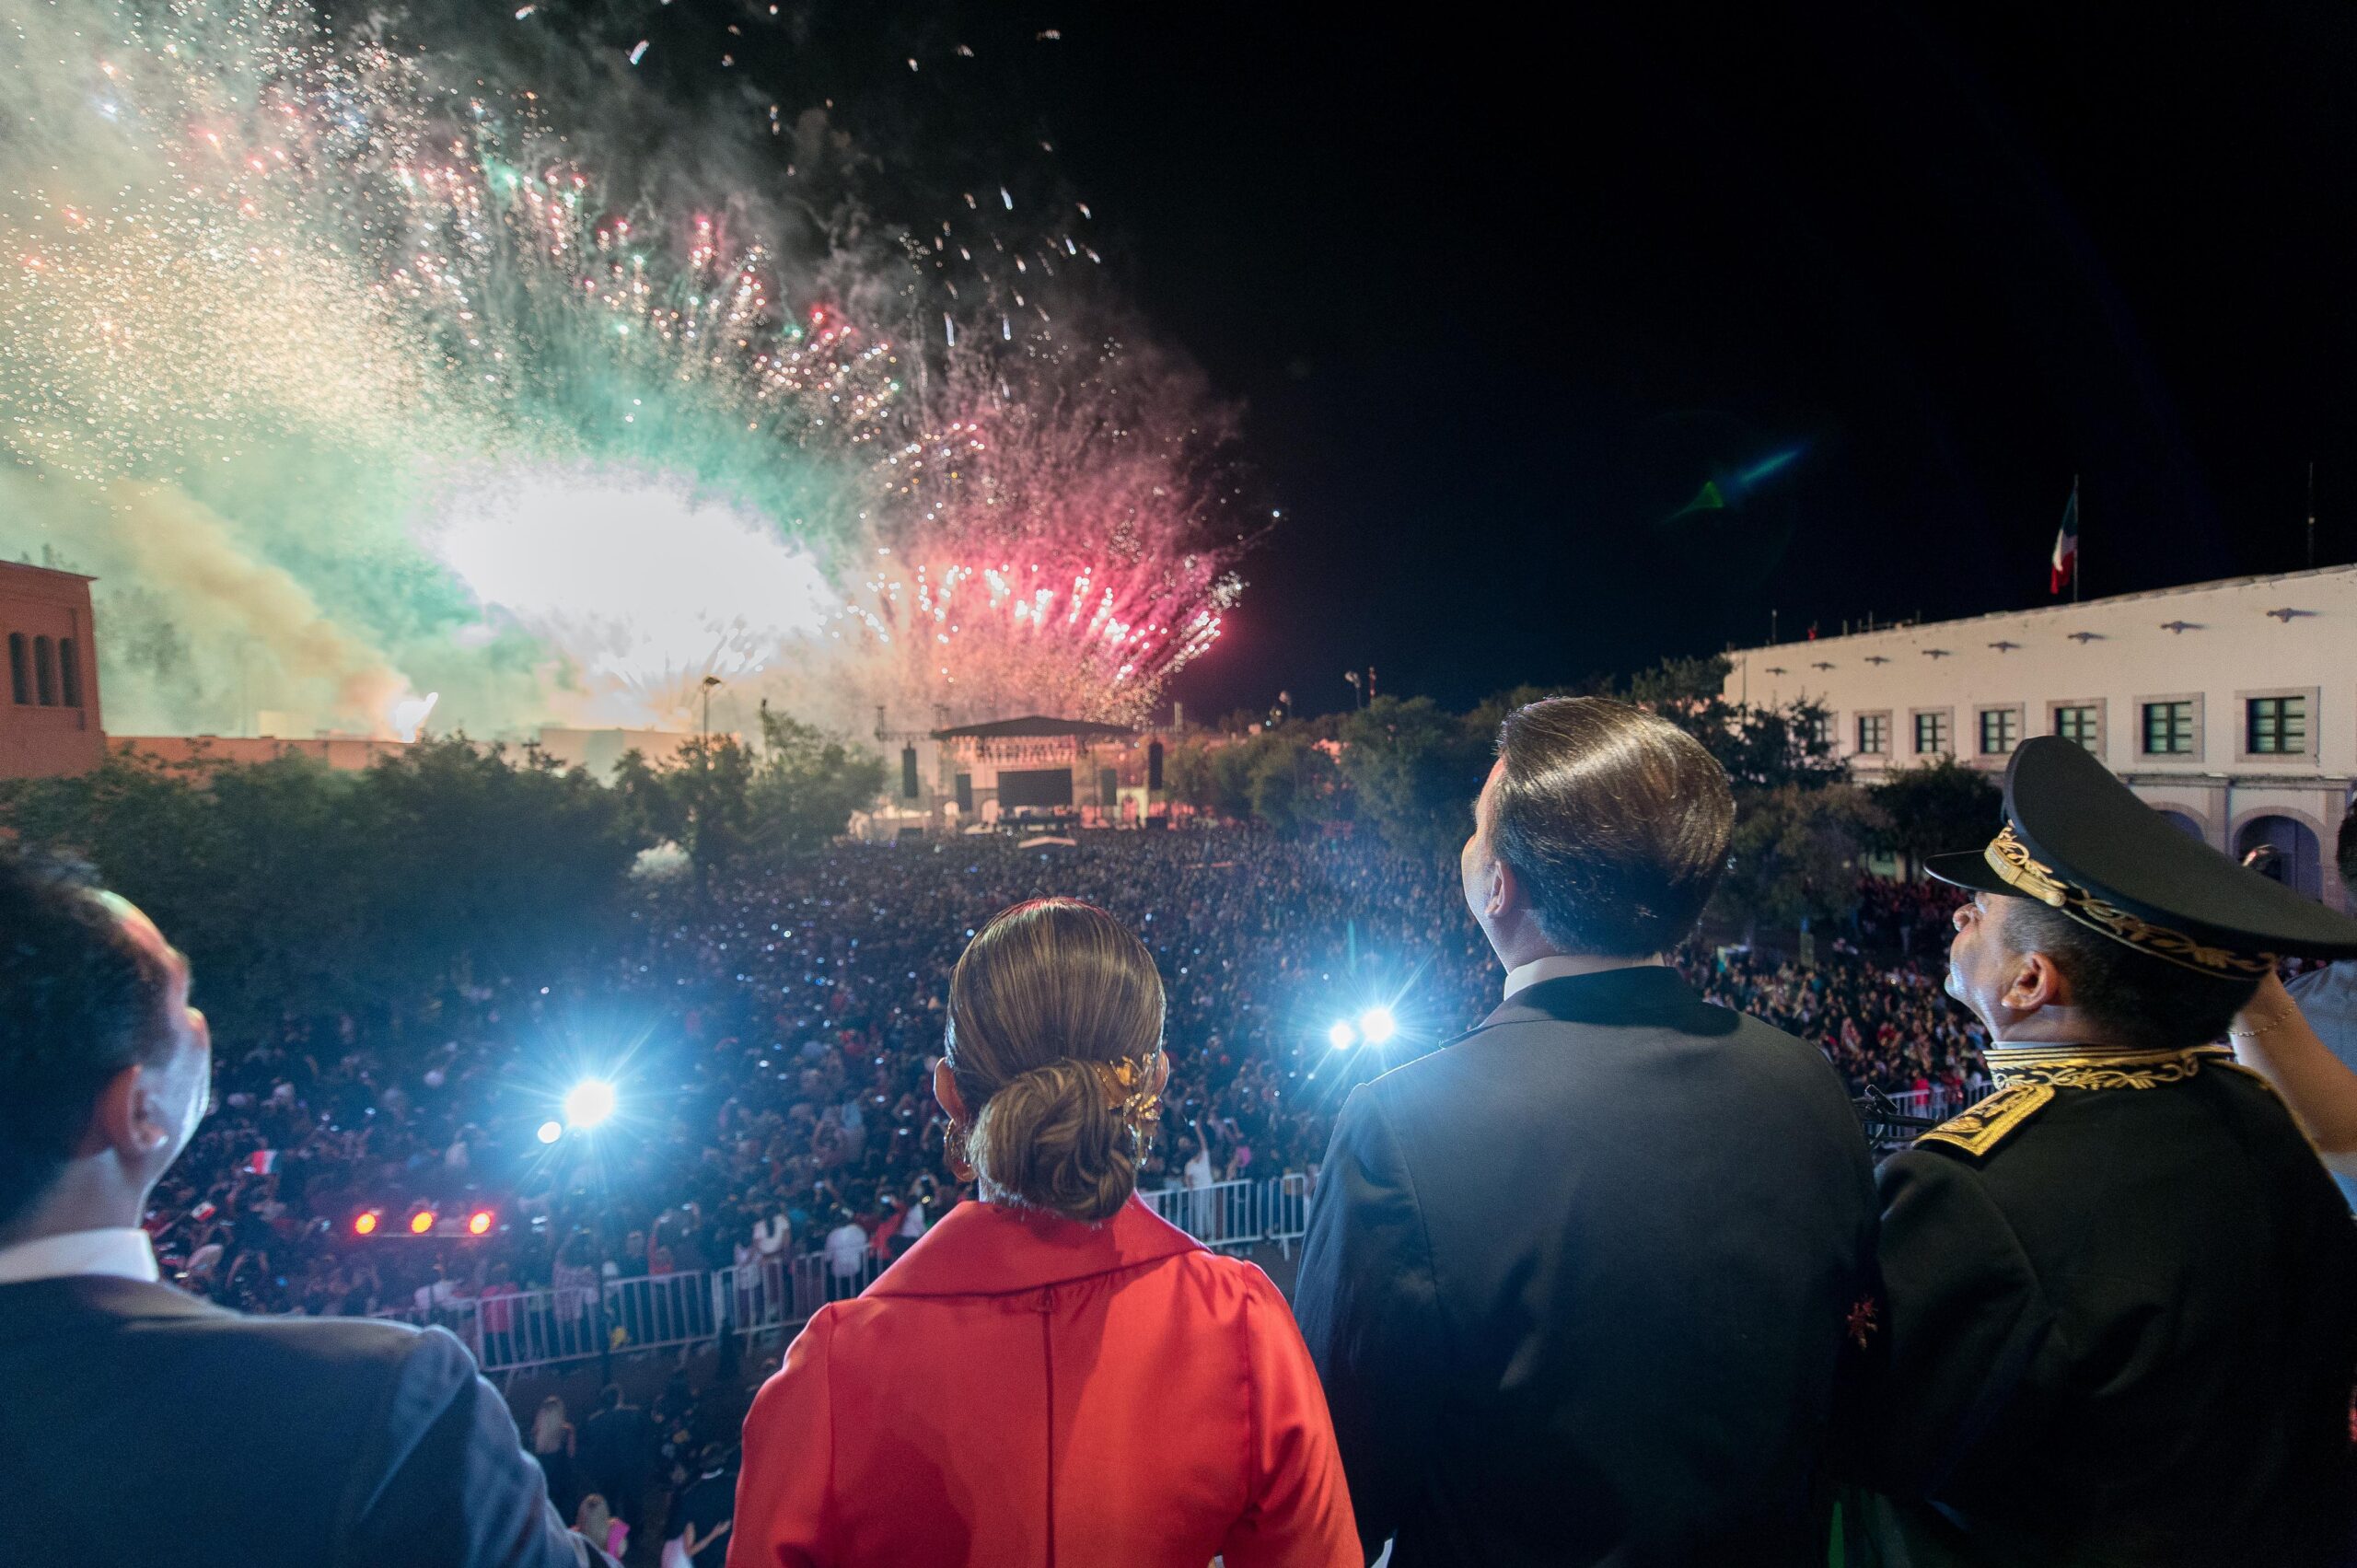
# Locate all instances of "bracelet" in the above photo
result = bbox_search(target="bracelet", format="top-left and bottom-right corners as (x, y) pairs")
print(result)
(2228, 1010), (2297, 1040)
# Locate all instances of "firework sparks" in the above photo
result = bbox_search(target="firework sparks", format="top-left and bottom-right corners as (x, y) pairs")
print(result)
(0, 0), (1246, 738)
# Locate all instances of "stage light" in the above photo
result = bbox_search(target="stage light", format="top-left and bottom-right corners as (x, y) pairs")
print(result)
(1358, 1006), (1398, 1046)
(352, 1211), (378, 1237)
(563, 1078), (617, 1130)
(536, 1120), (563, 1145)
(467, 1209), (494, 1237)
(1327, 1019), (1356, 1051)
(408, 1209), (435, 1236)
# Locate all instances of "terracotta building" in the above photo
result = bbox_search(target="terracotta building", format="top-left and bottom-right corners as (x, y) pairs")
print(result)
(0, 562), (104, 780)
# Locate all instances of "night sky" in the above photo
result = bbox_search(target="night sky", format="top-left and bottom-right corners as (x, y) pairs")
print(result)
(1016, 2), (2357, 718)
(551, 0), (2357, 720)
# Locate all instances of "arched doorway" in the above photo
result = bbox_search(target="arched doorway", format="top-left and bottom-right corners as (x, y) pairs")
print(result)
(2235, 816), (2323, 900)
(2155, 809), (2206, 843)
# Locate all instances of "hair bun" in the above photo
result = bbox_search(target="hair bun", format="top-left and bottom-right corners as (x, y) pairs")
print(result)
(969, 1059), (1138, 1223)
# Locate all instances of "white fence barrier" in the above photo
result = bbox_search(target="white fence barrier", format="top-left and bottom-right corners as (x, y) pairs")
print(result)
(1144, 1172), (1314, 1258)
(380, 1173), (1314, 1377)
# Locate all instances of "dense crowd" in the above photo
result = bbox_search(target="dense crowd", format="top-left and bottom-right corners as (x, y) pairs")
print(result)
(142, 833), (1981, 1324)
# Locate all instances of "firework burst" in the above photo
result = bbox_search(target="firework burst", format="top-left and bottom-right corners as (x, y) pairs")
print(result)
(0, 0), (1247, 737)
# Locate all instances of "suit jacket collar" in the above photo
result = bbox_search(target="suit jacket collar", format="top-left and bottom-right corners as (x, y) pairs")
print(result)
(1478, 963), (1712, 1030)
(865, 1193), (1202, 1298)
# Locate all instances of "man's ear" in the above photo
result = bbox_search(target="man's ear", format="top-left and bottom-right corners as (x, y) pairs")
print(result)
(82, 1063), (165, 1161)
(2003, 949), (2069, 1014)
(1489, 855), (1518, 922)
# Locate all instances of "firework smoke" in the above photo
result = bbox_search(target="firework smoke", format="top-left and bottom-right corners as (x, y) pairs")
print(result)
(0, 0), (1245, 738)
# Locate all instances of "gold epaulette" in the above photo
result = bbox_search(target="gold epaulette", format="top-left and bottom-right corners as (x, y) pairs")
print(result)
(1916, 1044), (2234, 1157)
(1914, 1084), (2055, 1158)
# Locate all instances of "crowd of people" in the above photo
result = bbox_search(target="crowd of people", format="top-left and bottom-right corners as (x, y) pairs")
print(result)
(139, 834), (1986, 1329)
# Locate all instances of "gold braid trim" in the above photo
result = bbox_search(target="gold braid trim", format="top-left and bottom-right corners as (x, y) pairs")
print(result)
(1983, 825), (2275, 980)
(1986, 1043), (2230, 1091)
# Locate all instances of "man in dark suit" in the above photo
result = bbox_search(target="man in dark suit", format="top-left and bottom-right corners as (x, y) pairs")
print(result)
(1853, 738), (2357, 1564)
(1294, 696), (1880, 1566)
(0, 847), (604, 1567)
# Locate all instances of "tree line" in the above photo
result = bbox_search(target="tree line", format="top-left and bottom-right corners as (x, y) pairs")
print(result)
(0, 706), (883, 1043)
(1167, 656), (2002, 943)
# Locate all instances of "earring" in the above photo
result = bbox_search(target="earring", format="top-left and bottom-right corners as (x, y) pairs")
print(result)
(944, 1120), (976, 1184)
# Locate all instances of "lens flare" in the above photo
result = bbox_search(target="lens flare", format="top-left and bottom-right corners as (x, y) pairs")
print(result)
(563, 1078), (618, 1130)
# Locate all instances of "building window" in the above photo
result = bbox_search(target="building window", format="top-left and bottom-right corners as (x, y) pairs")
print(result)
(2247, 694), (2307, 755)
(2053, 704), (2099, 749)
(1806, 712), (1833, 751)
(6, 633), (25, 705)
(1913, 710), (1949, 755)
(1856, 712), (1889, 755)
(57, 636), (80, 709)
(1978, 707), (2020, 756)
(2142, 701), (2196, 756)
(31, 635), (56, 706)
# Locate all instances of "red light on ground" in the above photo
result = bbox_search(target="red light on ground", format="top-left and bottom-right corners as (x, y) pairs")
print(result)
(409, 1210), (435, 1235)
(353, 1212), (378, 1237)
(467, 1210), (493, 1237)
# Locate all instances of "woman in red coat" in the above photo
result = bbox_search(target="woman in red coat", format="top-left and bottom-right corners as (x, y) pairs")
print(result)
(728, 899), (1358, 1568)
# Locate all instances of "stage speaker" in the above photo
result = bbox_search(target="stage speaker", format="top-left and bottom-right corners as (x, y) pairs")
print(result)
(955, 773), (973, 813)
(1147, 740), (1164, 792)
(900, 745), (920, 798)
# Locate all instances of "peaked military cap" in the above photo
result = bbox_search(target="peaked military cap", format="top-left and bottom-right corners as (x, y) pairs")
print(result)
(1924, 734), (2357, 977)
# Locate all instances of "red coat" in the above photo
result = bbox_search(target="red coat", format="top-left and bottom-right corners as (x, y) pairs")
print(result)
(727, 1195), (1358, 1568)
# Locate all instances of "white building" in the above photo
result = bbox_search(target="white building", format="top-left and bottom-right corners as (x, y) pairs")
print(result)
(1722, 564), (2357, 910)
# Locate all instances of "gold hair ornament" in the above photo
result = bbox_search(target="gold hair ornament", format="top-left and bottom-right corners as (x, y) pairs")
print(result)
(1089, 1052), (1165, 1142)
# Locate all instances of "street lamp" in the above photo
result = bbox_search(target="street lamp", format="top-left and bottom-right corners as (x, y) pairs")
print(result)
(1343, 670), (1363, 710)
(700, 674), (724, 739)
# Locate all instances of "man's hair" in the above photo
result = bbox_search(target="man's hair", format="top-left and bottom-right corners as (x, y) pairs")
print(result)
(1492, 697), (1735, 957)
(1999, 898), (2259, 1051)
(0, 844), (177, 1229)
(2339, 798), (2357, 889)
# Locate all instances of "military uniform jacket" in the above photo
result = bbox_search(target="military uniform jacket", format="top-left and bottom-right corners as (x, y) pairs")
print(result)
(1292, 966), (1881, 1567)
(1863, 1047), (2357, 1567)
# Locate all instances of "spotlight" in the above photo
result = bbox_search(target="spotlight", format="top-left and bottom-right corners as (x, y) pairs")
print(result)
(563, 1078), (617, 1130)
(408, 1209), (435, 1236)
(467, 1209), (494, 1237)
(1358, 1006), (1398, 1046)
(1327, 1019), (1357, 1051)
(536, 1120), (563, 1145)
(352, 1211), (379, 1237)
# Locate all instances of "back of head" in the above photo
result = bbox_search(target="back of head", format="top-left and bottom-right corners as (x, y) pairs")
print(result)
(947, 899), (1165, 1223)
(0, 844), (175, 1233)
(1493, 697), (1735, 956)
(2002, 898), (2259, 1051)
(2340, 799), (2357, 891)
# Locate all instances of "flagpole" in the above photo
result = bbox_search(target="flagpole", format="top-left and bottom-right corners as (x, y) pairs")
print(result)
(2073, 473), (2081, 604)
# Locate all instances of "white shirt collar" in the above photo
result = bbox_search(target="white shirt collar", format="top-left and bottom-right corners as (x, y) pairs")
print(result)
(1503, 955), (1600, 1000)
(1501, 955), (1665, 1001)
(0, 1226), (161, 1286)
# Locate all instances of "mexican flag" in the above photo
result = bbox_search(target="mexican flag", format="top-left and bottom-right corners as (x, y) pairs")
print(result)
(2050, 482), (2080, 594)
(243, 1149), (278, 1176)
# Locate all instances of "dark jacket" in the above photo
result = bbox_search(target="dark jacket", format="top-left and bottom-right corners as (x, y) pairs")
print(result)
(1862, 1051), (2357, 1567)
(0, 1273), (599, 1568)
(1293, 965), (1880, 1567)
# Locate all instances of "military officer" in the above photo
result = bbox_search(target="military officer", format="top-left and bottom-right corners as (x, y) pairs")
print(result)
(1854, 736), (2357, 1566)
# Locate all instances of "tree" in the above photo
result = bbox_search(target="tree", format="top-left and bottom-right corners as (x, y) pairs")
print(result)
(750, 708), (888, 857)
(0, 738), (644, 1040)
(1337, 696), (1490, 861)
(1870, 759), (2003, 879)
(1622, 655), (1845, 792)
(1710, 784), (1888, 946)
